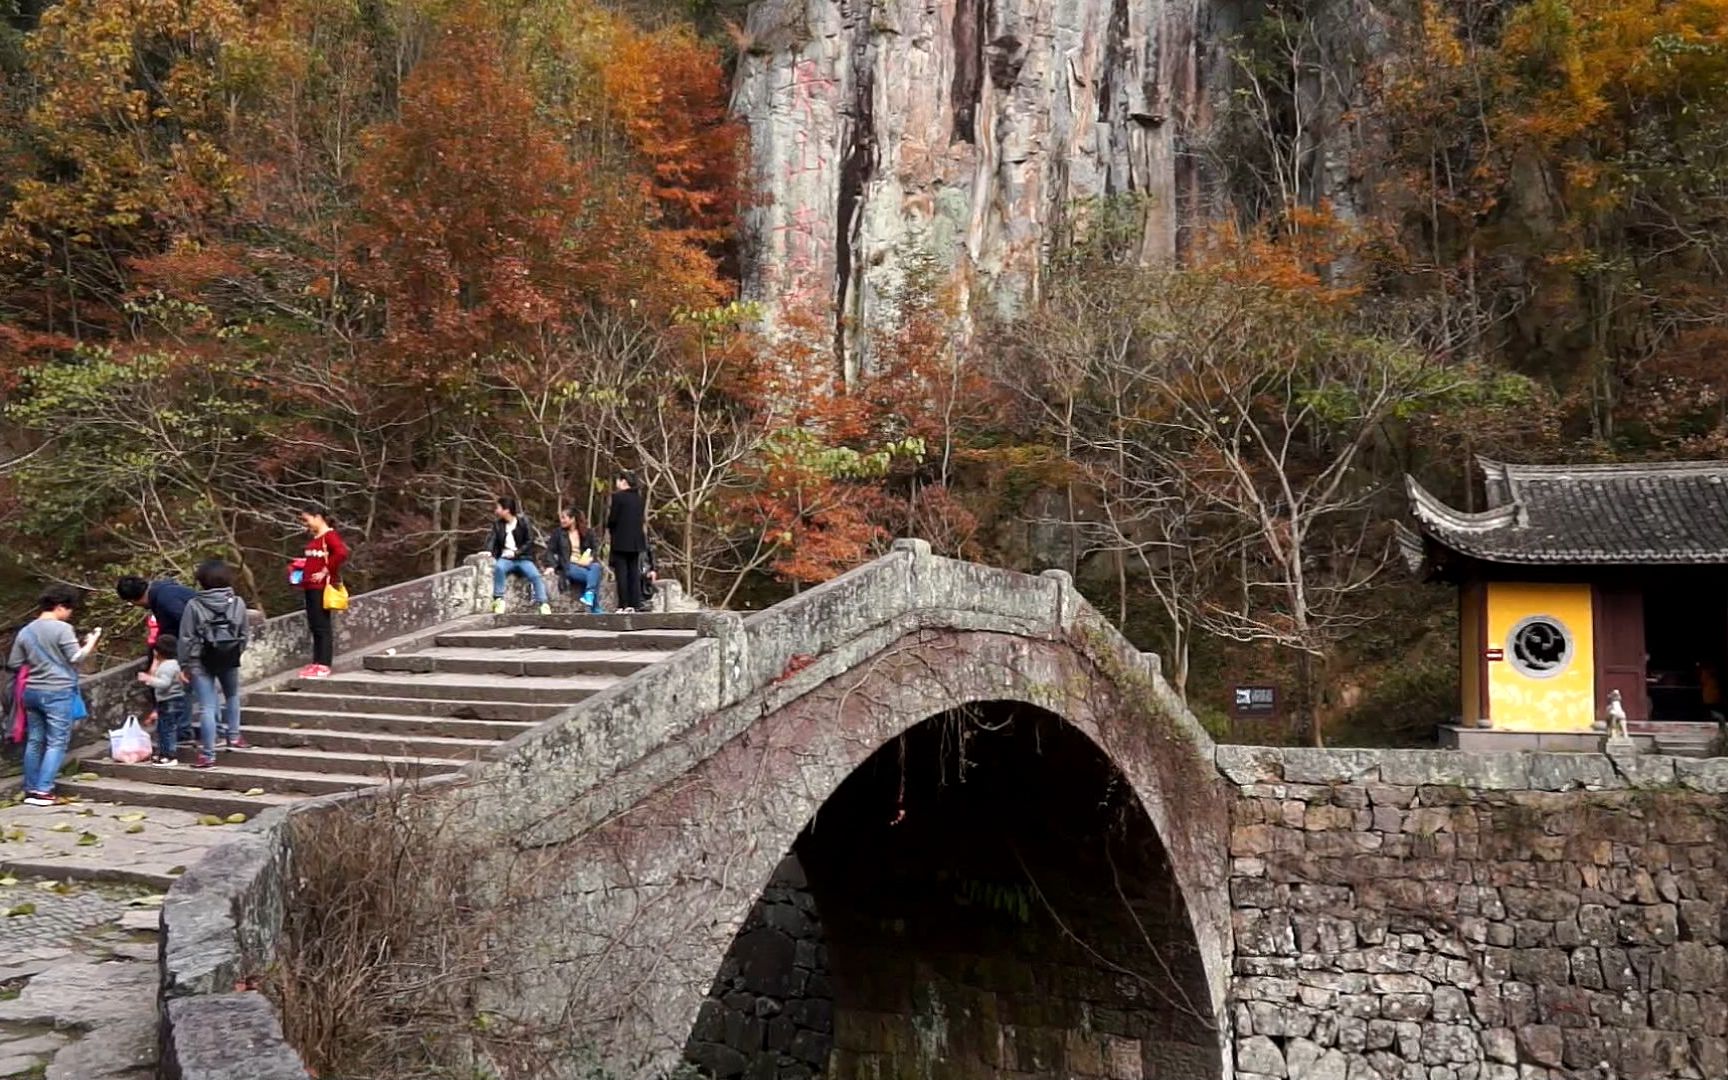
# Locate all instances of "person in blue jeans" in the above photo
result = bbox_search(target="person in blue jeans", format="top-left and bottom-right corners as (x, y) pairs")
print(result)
(177, 560), (250, 768)
(488, 496), (551, 616)
(548, 509), (604, 614)
(138, 634), (187, 765)
(7, 585), (100, 806)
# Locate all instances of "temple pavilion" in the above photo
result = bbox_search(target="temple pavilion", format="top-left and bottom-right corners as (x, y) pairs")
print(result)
(1403, 459), (1728, 754)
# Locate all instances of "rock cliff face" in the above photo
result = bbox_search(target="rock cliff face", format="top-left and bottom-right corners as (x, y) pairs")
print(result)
(731, 0), (1233, 373)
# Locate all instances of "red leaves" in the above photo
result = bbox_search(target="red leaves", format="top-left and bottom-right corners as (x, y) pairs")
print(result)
(349, 17), (735, 379)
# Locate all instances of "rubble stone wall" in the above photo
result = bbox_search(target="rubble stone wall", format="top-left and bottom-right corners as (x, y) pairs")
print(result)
(1218, 746), (1728, 1080)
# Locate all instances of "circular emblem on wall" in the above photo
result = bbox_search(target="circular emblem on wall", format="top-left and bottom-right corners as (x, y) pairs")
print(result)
(1507, 615), (1573, 679)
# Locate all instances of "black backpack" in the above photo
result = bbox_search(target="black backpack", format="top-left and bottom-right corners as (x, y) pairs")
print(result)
(200, 604), (246, 672)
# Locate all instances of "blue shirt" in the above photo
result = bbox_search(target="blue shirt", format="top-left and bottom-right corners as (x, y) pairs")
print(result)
(148, 581), (196, 632)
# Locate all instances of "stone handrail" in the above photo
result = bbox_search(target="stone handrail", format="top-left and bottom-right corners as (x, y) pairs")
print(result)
(76, 559), (492, 734)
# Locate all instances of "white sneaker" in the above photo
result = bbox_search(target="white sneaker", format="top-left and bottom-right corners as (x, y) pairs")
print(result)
(22, 796), (54, 807)
(491, 599), (506, 615)
(537, 603), (552, 615)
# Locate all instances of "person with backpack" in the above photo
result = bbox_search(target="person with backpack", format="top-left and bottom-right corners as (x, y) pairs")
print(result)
(488, 496), (552, 616)
(178, 559), (250, 768)
(6, 585), (100, 806)
(606, 473), (648, 614)
(295, 505), (349, 679)
(548, 508), (604, 614)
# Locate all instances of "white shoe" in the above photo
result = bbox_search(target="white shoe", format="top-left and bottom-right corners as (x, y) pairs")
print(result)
(537, 603), (552, 616)
(491, 599), (506, 615)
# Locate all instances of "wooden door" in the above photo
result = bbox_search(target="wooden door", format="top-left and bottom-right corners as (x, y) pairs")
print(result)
(1594, 582), (1648, 722)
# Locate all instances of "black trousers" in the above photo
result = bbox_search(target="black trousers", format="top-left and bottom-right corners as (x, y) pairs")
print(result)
(612, 550), (643, 611)
(304, 588), (334, 666)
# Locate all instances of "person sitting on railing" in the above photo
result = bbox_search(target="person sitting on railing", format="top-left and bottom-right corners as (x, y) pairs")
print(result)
(548, 508), (604, 615)
(488, 496), (552, 616)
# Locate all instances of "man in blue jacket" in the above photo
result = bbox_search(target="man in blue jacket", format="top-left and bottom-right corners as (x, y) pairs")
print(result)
(117, 575), (196, 636)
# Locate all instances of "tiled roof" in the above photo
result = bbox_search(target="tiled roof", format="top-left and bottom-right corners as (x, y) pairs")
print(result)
(1406, 458), (1728, 565)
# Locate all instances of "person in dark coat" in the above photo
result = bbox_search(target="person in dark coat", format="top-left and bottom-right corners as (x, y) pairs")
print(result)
(116, 576), (196, 641)
(606, 473), (647, 613)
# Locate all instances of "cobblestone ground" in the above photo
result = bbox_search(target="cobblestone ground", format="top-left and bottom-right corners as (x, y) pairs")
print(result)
(0, 869), (167, 1078)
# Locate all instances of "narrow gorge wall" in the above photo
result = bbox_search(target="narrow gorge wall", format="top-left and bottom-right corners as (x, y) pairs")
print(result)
(731, 0), (1230, 369)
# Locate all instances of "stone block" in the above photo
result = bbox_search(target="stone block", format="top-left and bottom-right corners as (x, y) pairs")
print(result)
(1280, 749), (1385, 785)
(1480, 1028), (1516, 1065)
(1501, 887), (1580, 922)
(164, 992), (311, 1080)
(1378, 752), (1529, 790)
(1249, 1000), (1317, 1038)
(1238, 1035), (1287, 1078)
(1516, 1025), (1563, 1067)
(1218, 745), (1287, 784)
(1381, 994), (1434, 1022)
(1526, 754), (1620, 792)
(1674, 758), (1728, 794)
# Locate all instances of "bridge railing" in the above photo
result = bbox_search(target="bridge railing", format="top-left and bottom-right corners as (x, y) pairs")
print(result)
(70, 558), (494, 730)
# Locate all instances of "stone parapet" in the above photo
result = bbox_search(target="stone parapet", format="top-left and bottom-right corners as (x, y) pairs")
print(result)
(78, 561), (490, 733)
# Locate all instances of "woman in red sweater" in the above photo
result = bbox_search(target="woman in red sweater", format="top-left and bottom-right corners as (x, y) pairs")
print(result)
(297, 505), (349, 678)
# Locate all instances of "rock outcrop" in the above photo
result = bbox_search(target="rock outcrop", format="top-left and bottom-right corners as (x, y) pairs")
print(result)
(731, 0), (1232, 372)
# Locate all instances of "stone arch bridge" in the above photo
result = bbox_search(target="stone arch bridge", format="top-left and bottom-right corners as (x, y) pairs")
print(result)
(163, 542), (1728, 1080)
(455, 538), (1232, 1078)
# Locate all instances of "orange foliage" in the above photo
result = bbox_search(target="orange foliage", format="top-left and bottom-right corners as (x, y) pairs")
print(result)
(1190, 205), (1365, 305)
(600, 25), (744, 246)
(351, 21), (725, 375)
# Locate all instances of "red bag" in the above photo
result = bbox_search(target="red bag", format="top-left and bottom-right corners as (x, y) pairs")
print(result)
(6, 665), (26, 744)
(145, 614), (160, 649)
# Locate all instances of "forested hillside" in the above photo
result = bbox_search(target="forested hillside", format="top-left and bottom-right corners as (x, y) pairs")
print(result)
(1, 0), (1725, 742)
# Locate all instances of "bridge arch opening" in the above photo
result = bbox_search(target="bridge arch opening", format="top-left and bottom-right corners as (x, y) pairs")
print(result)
(684, 700), (1222, 1080)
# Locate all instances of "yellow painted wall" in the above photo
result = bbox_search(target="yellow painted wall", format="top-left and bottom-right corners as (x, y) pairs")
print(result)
(1486, 582), (1595, 731)
(1460, 584), (1482, 726)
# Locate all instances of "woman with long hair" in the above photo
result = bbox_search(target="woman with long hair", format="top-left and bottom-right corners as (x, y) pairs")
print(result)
(296, 505), (348, 678)
(549, 508), (604, 614)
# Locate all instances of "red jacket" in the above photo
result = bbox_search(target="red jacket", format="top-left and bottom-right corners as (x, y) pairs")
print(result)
(301, 529), (349, 589)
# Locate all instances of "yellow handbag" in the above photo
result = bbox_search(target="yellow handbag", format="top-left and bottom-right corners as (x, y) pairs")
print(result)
(322, 582), (350, 611)
(575, 549), (595, 568)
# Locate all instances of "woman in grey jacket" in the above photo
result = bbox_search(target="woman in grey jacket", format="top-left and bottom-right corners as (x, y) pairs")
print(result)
(7, 585), (100, 806)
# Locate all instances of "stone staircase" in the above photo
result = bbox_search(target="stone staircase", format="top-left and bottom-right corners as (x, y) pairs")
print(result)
(59, 612), (701, 820)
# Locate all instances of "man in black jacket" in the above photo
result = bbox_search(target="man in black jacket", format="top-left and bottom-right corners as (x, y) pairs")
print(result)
(488, 496), (551, 616)
(606, 473), (648, 613)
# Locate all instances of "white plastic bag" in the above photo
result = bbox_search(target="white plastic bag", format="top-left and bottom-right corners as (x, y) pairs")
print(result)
(109, 715), (153, 764)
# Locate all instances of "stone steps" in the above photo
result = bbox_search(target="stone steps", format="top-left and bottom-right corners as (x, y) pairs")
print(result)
(363, 647), (661, 679)
(63, 613), (698, 846)
(243, 724), (508, 758)
(86, 759), (386, 797)
(290, 670), (619, 703)
(55, 776), (301, 819)
(435, 628), (697, 651)
(244, 691), (559, 723)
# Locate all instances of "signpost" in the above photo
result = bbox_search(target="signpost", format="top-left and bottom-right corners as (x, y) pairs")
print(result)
(1231, 685), (1278, 719)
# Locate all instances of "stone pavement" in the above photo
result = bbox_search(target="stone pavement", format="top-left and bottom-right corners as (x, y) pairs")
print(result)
(0, 796), (247, 891)
(0, 875), (163, 1079)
